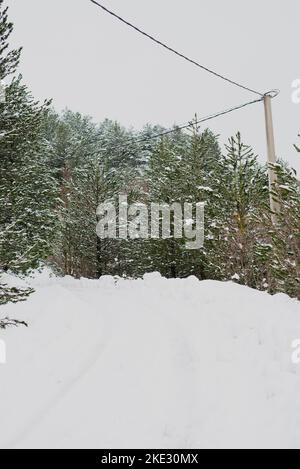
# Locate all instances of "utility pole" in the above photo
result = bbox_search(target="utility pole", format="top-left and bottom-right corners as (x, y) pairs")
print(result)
(263, 90), (280, 220)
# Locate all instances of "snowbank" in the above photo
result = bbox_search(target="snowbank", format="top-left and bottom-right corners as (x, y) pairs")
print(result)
(0, 271), (300, 449)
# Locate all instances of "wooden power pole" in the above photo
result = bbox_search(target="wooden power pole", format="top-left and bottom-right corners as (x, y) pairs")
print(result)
(263, 91), (280, 219)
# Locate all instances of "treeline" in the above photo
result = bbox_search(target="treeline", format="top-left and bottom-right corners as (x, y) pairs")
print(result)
(0, 0), (299, 305)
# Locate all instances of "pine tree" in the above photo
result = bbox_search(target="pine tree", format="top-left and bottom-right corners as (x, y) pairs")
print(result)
(0, 0), (21, 80)
(180, 124), (222, 279)
(141, 124), (221, 279)
(262, 162), (300, 298)
(0, 80), (57, 273)
(0, 1), (58, 305)
(46, 111), (140, 278)
(209, 132), (269, 287)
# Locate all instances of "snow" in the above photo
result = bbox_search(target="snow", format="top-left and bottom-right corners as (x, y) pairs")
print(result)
(0, 270), (300, 449)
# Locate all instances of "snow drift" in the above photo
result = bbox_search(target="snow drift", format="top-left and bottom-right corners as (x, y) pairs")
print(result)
(0, 270), (300, 449)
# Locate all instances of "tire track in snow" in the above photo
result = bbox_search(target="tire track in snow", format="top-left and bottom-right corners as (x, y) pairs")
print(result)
(3, 284), (113, 449)
(157, 306), (199, 448)
(11, 280), (199, 449)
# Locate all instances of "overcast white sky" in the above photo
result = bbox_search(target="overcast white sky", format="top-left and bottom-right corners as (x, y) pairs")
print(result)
(7, 0), (300, 172)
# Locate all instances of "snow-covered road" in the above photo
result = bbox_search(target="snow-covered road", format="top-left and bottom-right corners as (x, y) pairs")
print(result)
(1, 271), (300, 449)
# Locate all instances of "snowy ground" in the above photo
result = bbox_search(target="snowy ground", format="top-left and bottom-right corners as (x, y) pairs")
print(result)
(0, 270), (300, 449)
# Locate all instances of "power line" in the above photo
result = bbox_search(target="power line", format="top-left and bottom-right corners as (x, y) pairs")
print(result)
(90, 0), (264, 97)
(135, 97), (263, 143)
(102, 96), (263, 153)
